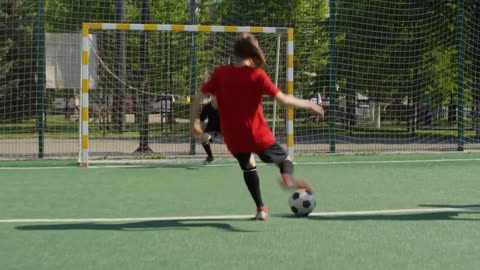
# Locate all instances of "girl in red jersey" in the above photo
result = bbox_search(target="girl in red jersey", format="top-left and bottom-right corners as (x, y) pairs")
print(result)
(190, 33), (324, 221)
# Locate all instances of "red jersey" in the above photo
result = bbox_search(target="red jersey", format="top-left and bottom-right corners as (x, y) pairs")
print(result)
(201, 65), (279, 154)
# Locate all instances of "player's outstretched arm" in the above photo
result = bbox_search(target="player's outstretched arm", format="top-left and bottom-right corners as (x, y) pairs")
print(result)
(274, 91), (324, 120)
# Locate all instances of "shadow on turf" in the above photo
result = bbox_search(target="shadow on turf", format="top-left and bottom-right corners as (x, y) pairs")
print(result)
(15, 220), (257, 232)
(277, 204), (480, 221)
(304, 213), (479, 221)
(419, 204), (480, 209)
(298, 206), (480, 221)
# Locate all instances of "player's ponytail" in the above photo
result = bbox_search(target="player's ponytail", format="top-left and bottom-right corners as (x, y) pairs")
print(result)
(234, 33), (265, 68)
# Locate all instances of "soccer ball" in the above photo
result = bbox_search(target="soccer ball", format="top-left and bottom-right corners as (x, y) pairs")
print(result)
(288, 189), (316, 216)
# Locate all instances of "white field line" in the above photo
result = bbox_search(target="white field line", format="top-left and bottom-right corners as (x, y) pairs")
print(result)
(296, 158), (480, 166)
(1, 207), (479, 224)
(0, 166), (82, 170)
(204, 158), (480, 168)
(1, 157), (480, 170)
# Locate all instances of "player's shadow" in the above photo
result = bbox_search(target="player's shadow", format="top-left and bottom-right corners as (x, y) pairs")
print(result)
(418, 203), (480, 209)
(15, 219), (256, 232)
(275, 204), (480, 221)
(303, 205), (480, 221)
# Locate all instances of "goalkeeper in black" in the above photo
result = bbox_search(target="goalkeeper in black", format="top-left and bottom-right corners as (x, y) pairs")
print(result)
(199, 96), (221, 164)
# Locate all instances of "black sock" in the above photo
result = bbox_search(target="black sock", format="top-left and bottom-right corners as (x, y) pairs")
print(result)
(202, 142), (213, 157)
(279, 159), (294, 175)
(243, 167), (263, 208)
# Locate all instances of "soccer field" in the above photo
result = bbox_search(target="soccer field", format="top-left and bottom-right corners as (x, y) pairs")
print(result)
(1, 153), (480, 270)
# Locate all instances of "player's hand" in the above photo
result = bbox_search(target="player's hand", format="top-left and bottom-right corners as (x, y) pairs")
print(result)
(309, 104), (324, 120)
(293, 178), (313, 192)
(279, 176), (313, 192)
(199, 133), (211, 143)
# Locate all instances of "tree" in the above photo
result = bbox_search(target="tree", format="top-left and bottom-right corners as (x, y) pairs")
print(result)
(215, 0), (329, 98)
(335, 0), (458, 128)
(45, 0), (114, 32)
(465, 0), (480, 136)
(0, 0), (36, 121)
(0, 38), (19, 118)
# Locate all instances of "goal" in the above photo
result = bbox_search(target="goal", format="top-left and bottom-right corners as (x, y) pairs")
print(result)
(79, 23), (294, 167)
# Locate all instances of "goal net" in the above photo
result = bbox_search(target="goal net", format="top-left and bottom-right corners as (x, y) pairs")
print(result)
(80, 23), (293, 167)
(317, 1), (480, 153)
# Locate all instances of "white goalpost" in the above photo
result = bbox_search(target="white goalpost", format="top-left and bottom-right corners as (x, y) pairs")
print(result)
(80, 23), (294, 167)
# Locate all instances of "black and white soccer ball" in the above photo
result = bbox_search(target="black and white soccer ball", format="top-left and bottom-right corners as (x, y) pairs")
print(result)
(288, 189), (316, 216)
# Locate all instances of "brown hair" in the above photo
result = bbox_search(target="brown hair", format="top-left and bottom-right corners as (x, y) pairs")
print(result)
(234, 33), (265, 68)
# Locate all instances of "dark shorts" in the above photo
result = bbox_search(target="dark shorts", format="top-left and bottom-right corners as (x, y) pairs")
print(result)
(204, 130), (222, 143)
(204, 129), (221, 137)
(233, 142), (288, 170)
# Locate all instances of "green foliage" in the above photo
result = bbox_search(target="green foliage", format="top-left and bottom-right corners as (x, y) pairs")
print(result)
(424, 46), (458, 106)
(335, 0), (458, 103)
(173, 101), (191, 119)
(215, 0), (329, 98)
(262, 101), (281, 119)
(45, 0), (114, 31)
(136, 153), (168, 160)
(0, 38), (17, 96)
(2, 0), (479, 141)
(0, 0), (37, 120)
(151, 0), (189, 23)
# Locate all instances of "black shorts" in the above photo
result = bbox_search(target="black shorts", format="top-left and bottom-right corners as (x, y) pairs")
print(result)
(204, 130), (221, 142)
(233, 142), (288, 170)
(204, 129), (221, 137)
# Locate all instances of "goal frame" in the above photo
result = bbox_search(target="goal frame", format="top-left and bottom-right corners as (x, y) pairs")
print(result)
(80, 23), (294, 167)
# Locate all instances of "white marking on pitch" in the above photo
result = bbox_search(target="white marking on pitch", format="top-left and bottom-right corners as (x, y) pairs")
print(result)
(297, 158), (480, 166)
(198, 158), (480, 168)
(1, 157), (480, 170)
(0, 207), (478, 224)
(0, 166), (80, 170)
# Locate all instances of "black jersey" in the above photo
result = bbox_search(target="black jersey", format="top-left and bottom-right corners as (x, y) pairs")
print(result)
(199, 102), (221, 133)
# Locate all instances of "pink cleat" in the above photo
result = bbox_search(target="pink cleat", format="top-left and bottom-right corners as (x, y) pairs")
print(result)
(255, 206), (268, 221)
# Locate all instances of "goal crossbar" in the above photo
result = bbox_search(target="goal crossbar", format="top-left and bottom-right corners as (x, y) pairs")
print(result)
(80, 23), (294, 167)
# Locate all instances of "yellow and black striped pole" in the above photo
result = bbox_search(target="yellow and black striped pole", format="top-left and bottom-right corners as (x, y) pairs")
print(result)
(286, 28), (294, 159)
(80, 24), (90, 167)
